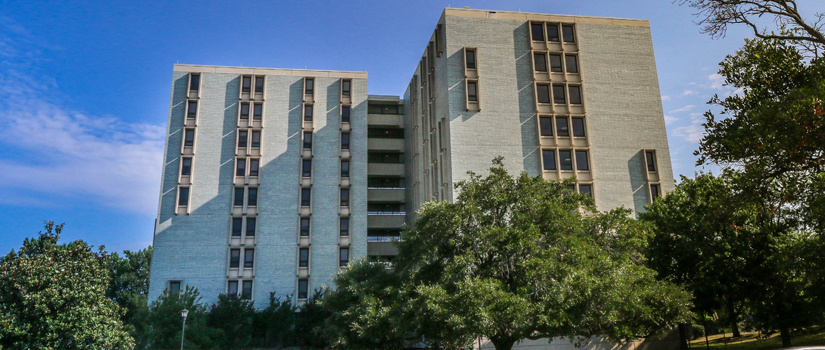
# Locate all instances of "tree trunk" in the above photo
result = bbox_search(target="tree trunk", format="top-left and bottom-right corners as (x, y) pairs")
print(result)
(780, 324), (792, 348)
(726, 302), (740, 337)
(490, 336), (517, 350)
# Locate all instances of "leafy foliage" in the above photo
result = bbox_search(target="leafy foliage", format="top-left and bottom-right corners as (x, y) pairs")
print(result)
(107, 245), (152, 344)
(207, 293), (255, 349)
(253, 292), (297, 348)
(143, 286), (222, 349)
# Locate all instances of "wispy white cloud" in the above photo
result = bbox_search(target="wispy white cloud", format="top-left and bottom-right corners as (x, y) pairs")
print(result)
(669, 104), (695, 114)
(661, 95), (671, 101)
(673, 116), (705, 143)
(708, 73), (725, 90)
(681, 89), (697, 96)
(664, 115), (679, 125)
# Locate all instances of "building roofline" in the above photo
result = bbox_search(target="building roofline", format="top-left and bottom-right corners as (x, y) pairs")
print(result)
(443, 7), (650, 27)
(173, 64), (368, 79)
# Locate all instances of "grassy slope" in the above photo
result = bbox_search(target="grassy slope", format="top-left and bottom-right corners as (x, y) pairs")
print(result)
(689, 328), (825, 350)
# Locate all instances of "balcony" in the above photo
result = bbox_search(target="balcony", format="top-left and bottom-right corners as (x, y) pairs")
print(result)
(368, 114), (403, 128)
(368, 163), (404, 176)
(368, 138), (405, 151)
(368, 188), (405, 202)
(367, 241), (399, 256)
(368, 214), (406, 228)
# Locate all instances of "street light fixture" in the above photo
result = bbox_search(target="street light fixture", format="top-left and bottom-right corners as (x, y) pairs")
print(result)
(180, 308), (188, 350)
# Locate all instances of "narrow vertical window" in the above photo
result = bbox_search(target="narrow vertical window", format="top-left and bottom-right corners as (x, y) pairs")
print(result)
(534, 53), (547, 72)
(298, 279), (308, 299)
(552, 85), (566, 104)
(565, 55), (579, 73)
(230, 249), (240, 268)
(536, 84), (551, 104)
(646, 151), (657, 172)
(247, 188), (258, 207)
(301, 188), (311, 207)
(300, 217), (310, 236)
(189, 73), (200, 91)
(238, 130), (248, 148)
(341, 106), (351, 123)
(549, 54), (562, 72)
(572, 118), (586, 137)
(304, 104), (313, 121)
(184, 129), (195, 147)
(542, 150), (556, 170)
(254, 76), (264, 93)
(562, 25), (575, 43)
(341, 160), (350, 178)
(547, 23), (560, 42)
(341, 132), (350, 150)
(240, 102), (250, 119)
(232, 218), (242, 237)
(169, 281), (181, 294)
(227, 280), (238, 295)
(531, 22), (544, 41)
(650, 184), (661, 200)
(556, 117), (570, 137)
(304, 78), (314, 95)
(251, 131), (261, 148)
(236, 158), (246, 176)
(181, 157), (192, 176)
(303, 132), (312, 149)
(340, 217), (349, 236)
(233, 187), (244, 206)
(241, 280), (252, 299)
(244, 249), (254, 268)
(467, 81), (478, 102)
(302, 159), (312, 177)
(342, 80), (351, 96)
(339, 247), (349, 267)
(559, 150), (573, 170)
(539, 116), (554, 137)
(253, 103), (262, 120)
(187, 101), (197, 119)
(465, 49), (476, 69)
(569, 86), (582, 105)
(178, 187), (189, 206)
(579, 184), (593, 198)
(245, 218), (256, 237)
(340, 189), (349, 207)
(299, 248), (309, 267)
(249, 159), (259, 177)
(242, 76), (251, 93)
(575, 150), (589, 171)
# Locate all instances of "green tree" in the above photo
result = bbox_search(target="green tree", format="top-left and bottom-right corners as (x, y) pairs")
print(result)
(390, 159), (692, 350)
(0, 221), (134, 349)
(107, 246), (152, 343)
(294, 289), (332, 349)
(207, 293), (254, 349)
(143, 285), (221, 349)
(253, 292), (296, 348)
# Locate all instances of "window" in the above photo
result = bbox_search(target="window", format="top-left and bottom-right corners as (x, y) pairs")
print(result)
(251, 131), (261, 148)
(301, 188), (311, 207)
(240, 102), (250, 119)
(536, 84), (551, 104)
(575, 150), (589, 171)
(341, 132), (350, 150)
(559, 150), (573, 170)
(253, 103), (262, 120)
(534, 53), (547, 72)
(244, 249), (254, 268)
(228, 280), (238, 295)
(549, 54), (562, 72)
(304, 104), (313, 122)
(241, 280), (252, 299)
(650, 184), (661, 201)
(368, 152), (403, 163)
(542, 150), (556, 170)
(184, 129), (195, 147)
(238, 130), (248, 148)
(341, 160), (350, 178)
(565, 55), (578, 73)
(340, 188), (349, 207)
(303, 132), (312, 149)
(181, 157), (192, 176)
(572, 118), (586, 137)
(169, 281), (181, 294)
(569, 86), (582, 105)
(249, 159), (259, 177)
(566, 184), (576, 191)
(246, 218), (256, 237)
(556, 117), (570, 137)
(299, 248), (309, 267)
(236, 158), (246, 176)
(232, 218), (242, 237)
(368, 104), (402, 114)
(368, 177), (404, 188)
(300, 217), (310, 236)
(562, 25), (575, 43)
(341, 106), (351, 123)
(305, 78), (314, 95)
(547, 23), (560, 42)
(539, 117), (554, 136)
(579, 184), (593, 198)
(189, 74), (200, 91)
(467, 81), (478, 102)
(339, 247), (349, 267)
(254, 76), (264, 93)
(342, 80), (351, 96)
(340, 217), (349, 236)
(233, 188), (244, 206)
(298, 279), (309, 299)
(302, 159), (312, 177)
(646, 151), (657, 172)
(187, 101), (197, 119)
(368, 127), (405, 139)
(242, 76), (251, 93)
(465, 49), (476, 69)
(531, 22), (544, 41)
(553, 85), (566, 104)
(247, 188), (258, 207)
(230, 249), (240, 268)
(178, 187), (189, 206)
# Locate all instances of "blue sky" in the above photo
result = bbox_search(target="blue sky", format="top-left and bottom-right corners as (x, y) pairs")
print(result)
(1, 0), (818, 253)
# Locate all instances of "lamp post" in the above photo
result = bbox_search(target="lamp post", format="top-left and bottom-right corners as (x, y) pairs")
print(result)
(180, 308), (188, 350)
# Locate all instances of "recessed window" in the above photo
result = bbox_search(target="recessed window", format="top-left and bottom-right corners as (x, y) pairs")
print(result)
(300, 217), (310, 236)
(556, 117), (569, 137)
(569, 86), (582, 105)
(339, 247), (349, 267)
(302, 159), (312, 177)
(565, 55), (578, 73)
(253, 103), (262, 120)
(178, 187), (189, 206)
(246, 218), (256, 237)
(187, 101), (197, 119)
(304, 104), (313, 122)
(236, 158), (246, 177)
(539, 117), (553, 136)
(566, 184), (576, 191)
(189, 74), (200, 91)
(251, 131), (261, 148)
(340, 188), (349, 207)
(301, 188), (311, 207)
(241, 280), (252, 299)
(340, 217), (349, 236)
(465, 49), (476, 69)
(298, 279), (309, 299)
(542, 150), (556, 171)
(534, 53), (547, 72)
(303, 132), (312, 149)
(341, 160), (350, 178)
(244, 249), (254, 268)
(247, 188), (258, 207)
(341, 106), (351, 123)
(368, 127), (405, 139)
(230, 249), (240, 268)
(559, 150), (573, 170)
(650, 184), (660, 201)
(579, 184), (592, 198)
(238, 130), (248, 148)
(254, 76), (264, 93)
(572, 118), (586, 137)
(536, 84), (551, 104)
(549, 54), (562, 73)
(562, 25), (575, 43)
(240, 102), (250, 119)
(531, 22), (544, 41)
(341, 132), (350, 150)
(232, 218), (242, 237)
(553, 85), (566, 104)
(169, 281), (181, 294)
(242, 76), (251, 93)
(233, 187), (244, 206)
(646, 151), (657, 172)
(299, 247), (309, 268)
(249, 159), (259, 177)
(368, 152), (404, 163)
(575, 150), (589, 171)
(305, 78), (314, 95)
(184, 129), (195, 147)
(467, 81), (478, 102)
(547, 23), (560, 42)
(181, 157), (192, 176)
(342, 80), (351, 96)
(228, 280), (238, 295)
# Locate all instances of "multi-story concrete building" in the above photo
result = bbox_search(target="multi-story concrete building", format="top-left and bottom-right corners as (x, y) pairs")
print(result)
(148, 8), (674, 308)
